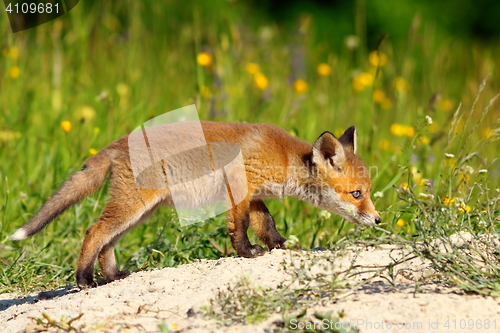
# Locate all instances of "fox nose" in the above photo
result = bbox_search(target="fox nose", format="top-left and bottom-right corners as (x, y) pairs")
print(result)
(375, 216), (382, 225)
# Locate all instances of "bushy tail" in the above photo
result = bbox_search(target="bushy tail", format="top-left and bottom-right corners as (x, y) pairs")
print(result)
(10, 148), (114, 240)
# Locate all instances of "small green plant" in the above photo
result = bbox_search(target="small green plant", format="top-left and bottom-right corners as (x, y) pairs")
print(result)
(158, 323), (171, 333)
(392, 79), (500, 295)
(202, 249), (375, 326)
(27, 313), (84, 333)
(202, 275), (297, 324)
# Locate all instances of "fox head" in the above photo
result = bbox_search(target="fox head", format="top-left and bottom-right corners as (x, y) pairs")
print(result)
(310, 126), (381, 226)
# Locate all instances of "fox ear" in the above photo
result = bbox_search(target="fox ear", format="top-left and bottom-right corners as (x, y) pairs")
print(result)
(312, 131), (346, 168)
(338, 126), (357, 154)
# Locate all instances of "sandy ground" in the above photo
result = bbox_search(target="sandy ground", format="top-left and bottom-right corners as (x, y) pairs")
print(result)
(1, 245), (499, 333)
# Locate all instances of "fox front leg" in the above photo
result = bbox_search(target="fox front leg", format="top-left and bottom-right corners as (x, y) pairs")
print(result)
(227, 199), (266, 258)
(249, 200), (286, 250)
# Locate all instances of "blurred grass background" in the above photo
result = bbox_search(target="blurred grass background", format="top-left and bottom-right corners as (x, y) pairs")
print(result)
(0, 0), (499, 292)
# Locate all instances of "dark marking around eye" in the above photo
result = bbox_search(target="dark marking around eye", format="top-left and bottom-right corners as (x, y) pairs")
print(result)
(351, 190), (362, 199)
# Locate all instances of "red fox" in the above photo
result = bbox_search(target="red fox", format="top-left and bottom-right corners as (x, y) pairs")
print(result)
(11, 122), (380, 289)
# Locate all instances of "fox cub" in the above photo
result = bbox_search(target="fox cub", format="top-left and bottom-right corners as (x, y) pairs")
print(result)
(11, 122), (380, 289)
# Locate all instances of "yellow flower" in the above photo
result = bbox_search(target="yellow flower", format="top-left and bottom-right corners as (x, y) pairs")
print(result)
(293, 79), (308, 93)
(3, 46), (19, 59)
(443, 196), (456, 206)
(459, 172), (471, 184)
(438, 99), (453, 112)
(418, 136), (430, 145)
(197, 52), (212, 67)
(89, 148), (97, 156)
(405, 126), (415, 137)
(369, 51), (388, 67)
(61, 121), (72, 133)
(200, 85), (211, 98)
(481, 128), (494, 140)
(245, 62), (260, 75)
(458, 203), (472, 213)
(352, 72), (373, 91)
(317, 63), (332, 77)
(10, 46), (19, 59)
(444, 157), (456, 167)
(381, 98), (392, 110)
(0, 130), (21, 142)
(400, 182), (409, 191)
(378, 139), (391, 151)
(394, 77), (410, 93)
(116, 83), (130, 97)
(2, 46), (19, 60)
(78, 105), (96, 121)
(418, 178), (431, 187)
(411, 166), (422, 184)
(9, 66), (20, 78)
(171, 323), (180, 329)
(253, 72), (269, 90)
(396, 219), (406, 227)
(372, 89), (393, 110)
(372, 89), (386, 103)
(390, 123), (403, 136)
(390, 123), (415, 137)
(357, 72), (374, 86)
(52, 91), (62, 111)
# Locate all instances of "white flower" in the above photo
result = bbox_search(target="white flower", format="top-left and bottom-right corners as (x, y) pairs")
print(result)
(346, 204), (357, 214)
(445, 153), (455, 158)
(96, 90), (109, 101)
(425, 115), (433, 125)
(345, 35), (360, 50)
(285, 235), (300, 249)
(374, 191), (384, 198)
(463, 165), (474, 174)
(418, 193), (435, 200)
(318, 210), (331, 219)
(478, 169), (488, 174)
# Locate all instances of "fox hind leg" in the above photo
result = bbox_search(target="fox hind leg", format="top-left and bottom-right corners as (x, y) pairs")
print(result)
(76, 196), (159, 289)
(98, 202), (160, 283)
(249, 200), (286, 250)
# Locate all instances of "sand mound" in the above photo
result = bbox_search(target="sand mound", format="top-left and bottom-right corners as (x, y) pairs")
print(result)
(1, 246), (499, 333)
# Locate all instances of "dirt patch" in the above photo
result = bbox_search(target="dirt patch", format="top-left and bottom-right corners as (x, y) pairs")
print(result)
(1, 247), (499, 332)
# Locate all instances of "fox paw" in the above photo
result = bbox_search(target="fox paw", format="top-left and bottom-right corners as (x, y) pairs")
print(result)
(239, 244), (266, 258)
(268, 239), (287, 250)
(114, 270), (131, 280)
(105, 270), (131, 283)
(76, 269), (98, 289)
(77, 278), (98, 290)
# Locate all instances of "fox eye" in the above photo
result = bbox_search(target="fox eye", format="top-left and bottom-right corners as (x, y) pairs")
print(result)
(351, 190), (362, 199)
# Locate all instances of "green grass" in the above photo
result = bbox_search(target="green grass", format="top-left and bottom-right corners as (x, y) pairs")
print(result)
(0, 1), (499, 295)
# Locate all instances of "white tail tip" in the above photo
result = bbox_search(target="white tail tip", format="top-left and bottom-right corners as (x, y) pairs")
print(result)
(10, 228), (28, 241)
